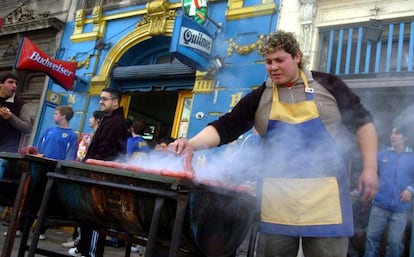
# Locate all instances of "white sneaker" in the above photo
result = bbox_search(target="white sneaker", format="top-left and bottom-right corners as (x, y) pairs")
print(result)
(131, 245), (145, 254)
(68, 247), (81, 257)
(62, 240), (75, 248)
(3, 230), (22, 237)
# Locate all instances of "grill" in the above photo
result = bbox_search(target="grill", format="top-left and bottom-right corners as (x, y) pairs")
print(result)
(17, 154), (256, 257)
(0, 152), (58, 257)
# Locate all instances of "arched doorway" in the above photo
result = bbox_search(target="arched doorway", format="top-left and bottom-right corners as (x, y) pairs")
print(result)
(110, 36), (195, 146)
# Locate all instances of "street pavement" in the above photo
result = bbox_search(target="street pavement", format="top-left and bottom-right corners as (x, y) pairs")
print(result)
(0, 222), (141, 257)
(0, 220), (250, 257)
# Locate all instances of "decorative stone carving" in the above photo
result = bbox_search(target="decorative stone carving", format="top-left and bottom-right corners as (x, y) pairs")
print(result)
(227, 35), (265, 56)
(2, 40), (19, 58)
(137, 0), (176, 36)
(4, 6), (50, 25)
(70, 54), (92, 69)
(299, 0), (317, 62)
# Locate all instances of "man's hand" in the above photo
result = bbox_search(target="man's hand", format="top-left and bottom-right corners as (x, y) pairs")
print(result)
(0, 106), (11, 119)
(19, 145), (40, 155)
(357, 168), (378, 201)
(168, 138), (193, 155)
(400, 189), (412, 202)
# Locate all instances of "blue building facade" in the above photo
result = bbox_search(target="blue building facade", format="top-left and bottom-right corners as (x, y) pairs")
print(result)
(34, 0), (279, 146)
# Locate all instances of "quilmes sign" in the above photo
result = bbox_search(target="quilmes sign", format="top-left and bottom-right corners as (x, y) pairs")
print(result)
(14, 37), (77, 90)
(170, 15), (212, 71)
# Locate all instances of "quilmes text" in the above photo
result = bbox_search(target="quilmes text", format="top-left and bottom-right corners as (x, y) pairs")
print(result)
(179, 27), (212, 55)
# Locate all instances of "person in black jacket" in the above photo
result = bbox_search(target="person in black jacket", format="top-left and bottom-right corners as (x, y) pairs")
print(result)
(0, 72), (32, 228)
(83, 88), (128, 161)
(69, 88), (128, 257)
(0, 72), (32, 152)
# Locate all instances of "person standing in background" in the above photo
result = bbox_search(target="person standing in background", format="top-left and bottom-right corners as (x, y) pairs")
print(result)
(126, 117), (150, 160)
(154, 137), (175, 151)
(364, 126), (414, 257)
(0, 72), (32, 152)
(83, 88), (128, 161)
(69, 87), (129, 257)
(61, 110), (106, 249)
(125, 118), (133, 138)
(76, 110), (105, 161)
(37, 105), (78, 161)
(14, 105), (78, 240)
(0, 72), (32, 229)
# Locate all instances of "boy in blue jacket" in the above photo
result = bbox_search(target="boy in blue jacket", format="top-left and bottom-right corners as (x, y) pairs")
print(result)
(364, 126), (414, 257)
(38, 105), (78, 161)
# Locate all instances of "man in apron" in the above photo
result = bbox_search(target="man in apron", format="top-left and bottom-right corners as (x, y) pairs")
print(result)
(170, 30), (379, 257)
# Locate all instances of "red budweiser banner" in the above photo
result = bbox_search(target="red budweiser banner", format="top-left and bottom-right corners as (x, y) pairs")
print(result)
(14, 37), (77, 90)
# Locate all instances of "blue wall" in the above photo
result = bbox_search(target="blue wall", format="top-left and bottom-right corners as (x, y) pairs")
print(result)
(34, 0), (279, 144)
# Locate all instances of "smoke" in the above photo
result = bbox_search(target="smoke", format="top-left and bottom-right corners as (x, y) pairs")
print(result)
(392, 102), (414, 146)
(126, 150), (186, 172)
(124, 105), (384, 195)
(123, 122), (350, 189)
(354, 87), (414, 149)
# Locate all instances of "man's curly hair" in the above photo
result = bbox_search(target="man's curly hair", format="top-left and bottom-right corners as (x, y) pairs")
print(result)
(258, 30), (304, 69)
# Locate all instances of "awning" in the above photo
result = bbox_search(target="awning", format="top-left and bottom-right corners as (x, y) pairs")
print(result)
(112, 63), (195, 81)
(112, 63), (196, 92)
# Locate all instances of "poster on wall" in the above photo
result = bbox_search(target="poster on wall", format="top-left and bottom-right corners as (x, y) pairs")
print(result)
(14, 37), (77, 91)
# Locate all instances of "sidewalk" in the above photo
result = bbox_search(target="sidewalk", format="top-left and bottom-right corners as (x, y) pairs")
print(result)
(0, 205), (251, 257)
(0, 222), (139, 256)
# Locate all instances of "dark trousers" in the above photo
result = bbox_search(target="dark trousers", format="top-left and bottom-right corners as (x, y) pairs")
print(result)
(77, 226), (105, 257)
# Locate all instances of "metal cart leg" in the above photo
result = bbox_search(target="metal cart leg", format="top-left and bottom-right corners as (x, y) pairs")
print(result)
(27, 176), (55, 257)
(168, 194), (189, 257)
(124, 241), (132, 257)
(145, 197), (165, 257)
(247, 220), (259, 257)
(1, 172), (30, 257)
(17, 215), (34, 257)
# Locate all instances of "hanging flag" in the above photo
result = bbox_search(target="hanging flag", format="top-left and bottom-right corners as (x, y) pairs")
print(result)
(14, 37), (77, 91)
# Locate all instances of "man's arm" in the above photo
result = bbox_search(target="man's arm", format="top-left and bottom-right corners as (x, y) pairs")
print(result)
(170, 125), (221, 154)
(356, 122), (378, 201)
(66, 135), (79, 161)
(7, 104), (32, 133)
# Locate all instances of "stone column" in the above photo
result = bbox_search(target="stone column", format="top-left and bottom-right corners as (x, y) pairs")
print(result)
(299, 0), (317, 63)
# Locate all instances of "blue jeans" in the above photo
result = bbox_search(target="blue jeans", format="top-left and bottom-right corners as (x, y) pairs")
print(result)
(364, 205), (408, 257)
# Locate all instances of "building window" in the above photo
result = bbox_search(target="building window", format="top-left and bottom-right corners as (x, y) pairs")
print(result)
(318, 20), (414, 76)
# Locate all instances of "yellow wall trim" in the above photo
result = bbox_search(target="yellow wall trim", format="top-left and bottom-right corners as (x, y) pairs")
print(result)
(226, 0), (277, 20)
(171, 92), (193, 138)
(193, 79), (215, 93)
(227, 35), (265, 56)
(90, 21), (175, 90)
(89, 85), (106, 95)
(71, 6), (106, 42)
(192, 71), (214, 93)
(71, 1), (181, 43)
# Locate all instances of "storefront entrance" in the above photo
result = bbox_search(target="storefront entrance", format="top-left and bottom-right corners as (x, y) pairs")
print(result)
(127, 92), (179, 147)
